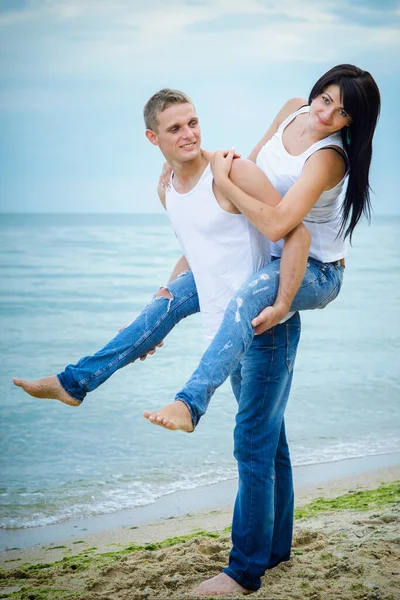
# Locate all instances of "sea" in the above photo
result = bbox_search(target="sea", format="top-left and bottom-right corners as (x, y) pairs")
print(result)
(0, 213), (399, 531)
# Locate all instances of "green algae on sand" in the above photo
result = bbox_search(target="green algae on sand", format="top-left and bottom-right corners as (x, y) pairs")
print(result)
(0, 481), (399, 599)
(294, 480), (400, 519)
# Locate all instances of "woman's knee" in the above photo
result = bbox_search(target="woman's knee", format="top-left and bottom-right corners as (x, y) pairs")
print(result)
(229, 270), (280, 320)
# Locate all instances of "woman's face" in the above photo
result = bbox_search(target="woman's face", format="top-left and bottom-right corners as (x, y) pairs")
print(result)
(310, 84), (353, 136)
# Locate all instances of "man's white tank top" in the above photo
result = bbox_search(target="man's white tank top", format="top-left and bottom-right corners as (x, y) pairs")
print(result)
(256, 106), (348, 262)
(166, 164), (270, 340)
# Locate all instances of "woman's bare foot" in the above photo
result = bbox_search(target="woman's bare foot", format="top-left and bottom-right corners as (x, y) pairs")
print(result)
(191, 573), (252, 596)
(12, 376), (81, 407)
(143, 400), (193, 432)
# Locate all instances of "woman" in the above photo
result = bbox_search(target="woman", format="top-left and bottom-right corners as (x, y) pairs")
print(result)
(145, 63), (381, 432)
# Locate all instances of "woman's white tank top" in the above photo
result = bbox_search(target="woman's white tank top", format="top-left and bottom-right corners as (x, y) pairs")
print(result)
(166, 164), (270, 340)
(256, 106), (347, 262)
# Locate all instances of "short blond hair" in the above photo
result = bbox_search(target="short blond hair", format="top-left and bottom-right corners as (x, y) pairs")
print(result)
(144, 88), (194, 132)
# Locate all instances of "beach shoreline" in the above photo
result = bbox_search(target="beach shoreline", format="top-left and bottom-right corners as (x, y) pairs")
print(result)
(0, 468), (399, 600)
(1, 458), (399, 600)
(1, 452), (399, 567)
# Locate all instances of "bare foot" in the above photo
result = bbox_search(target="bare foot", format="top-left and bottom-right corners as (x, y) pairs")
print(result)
(12, 376), (81, 407)
(191, 573), (252, 596)
(143, 400), (193, 432)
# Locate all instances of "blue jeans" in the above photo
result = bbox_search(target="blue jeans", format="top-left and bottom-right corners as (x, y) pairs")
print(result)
(176, 257), (344, 427)
(56, 256), (342, 591)
(58, 271), (200, 402)
(58, 257), (341, 403)
(225, 315), (300, 591)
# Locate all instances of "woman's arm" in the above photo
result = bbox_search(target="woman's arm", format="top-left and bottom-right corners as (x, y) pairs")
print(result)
(248, 97), (307, 163)
(214, 149), (346, 242)
(221, 156), (310, 331)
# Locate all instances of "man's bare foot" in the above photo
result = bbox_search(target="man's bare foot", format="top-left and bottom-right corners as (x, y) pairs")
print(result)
(191, 573), (252, 596)
(143, 400), (193, 432)
(12, 376), (81, 407)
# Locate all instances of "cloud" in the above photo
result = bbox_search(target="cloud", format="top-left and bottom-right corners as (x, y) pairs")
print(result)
(0, 0), (397, 116)
(1, 0), (399, 74)
(0, 0), (398, 216)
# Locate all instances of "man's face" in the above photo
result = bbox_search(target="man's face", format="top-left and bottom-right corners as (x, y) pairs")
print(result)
(147, 103), (201, 163)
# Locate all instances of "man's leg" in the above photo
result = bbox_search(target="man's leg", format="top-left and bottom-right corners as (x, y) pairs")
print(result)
(190, 362), (254, 596)
(13, 271), (199, 405)
(224, 313), (300, 592)
(192, 314), (300, 595)
(231, 367), (294, 569)
(267, 418), (294, 569)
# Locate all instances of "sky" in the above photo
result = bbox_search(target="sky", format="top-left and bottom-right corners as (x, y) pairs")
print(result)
(0, 0), (399, 215)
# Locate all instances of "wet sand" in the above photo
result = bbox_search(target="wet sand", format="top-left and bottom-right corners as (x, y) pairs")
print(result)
(0, 458), (399, 599)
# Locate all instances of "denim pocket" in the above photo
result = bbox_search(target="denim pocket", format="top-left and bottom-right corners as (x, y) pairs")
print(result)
(285, 318), (301, 373)
(317, 282), (340, 309)
(316, 267), (344, 310)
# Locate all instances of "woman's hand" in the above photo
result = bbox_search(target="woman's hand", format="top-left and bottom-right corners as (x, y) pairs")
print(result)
(251, 302), (290, 335)
(159, 161), (172, 190)
(210, 148), (237, 187)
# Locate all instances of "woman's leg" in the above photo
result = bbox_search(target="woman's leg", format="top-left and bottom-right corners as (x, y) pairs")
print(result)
(14, 271), (199, 403)
(176, 258), (343, 427)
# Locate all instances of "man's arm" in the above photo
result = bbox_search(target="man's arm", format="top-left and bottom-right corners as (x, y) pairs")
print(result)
(120, 188), (191, 359)
(167, 255), (190, 282)
(227, 159), (311, 332)
(158, 184), (191, 283)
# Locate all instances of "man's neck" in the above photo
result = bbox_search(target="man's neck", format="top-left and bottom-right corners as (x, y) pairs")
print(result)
(170, 150), (211, 194)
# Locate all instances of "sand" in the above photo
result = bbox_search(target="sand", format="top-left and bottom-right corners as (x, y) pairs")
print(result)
(0, 465), (399, 599)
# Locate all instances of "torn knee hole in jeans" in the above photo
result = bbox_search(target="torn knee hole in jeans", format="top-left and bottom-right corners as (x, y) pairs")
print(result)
(154, 287), (173, 300)
(153, 287), (174, 312)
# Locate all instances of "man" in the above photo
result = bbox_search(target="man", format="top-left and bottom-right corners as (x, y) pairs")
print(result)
(141, 89), (309, 596)
(13, 89), (310, 596)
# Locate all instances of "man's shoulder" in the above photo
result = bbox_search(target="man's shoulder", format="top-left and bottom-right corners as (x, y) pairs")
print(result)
(201, 149), (213, 162)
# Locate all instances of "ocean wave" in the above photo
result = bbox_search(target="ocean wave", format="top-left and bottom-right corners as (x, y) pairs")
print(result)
(2, 436), (400, 529)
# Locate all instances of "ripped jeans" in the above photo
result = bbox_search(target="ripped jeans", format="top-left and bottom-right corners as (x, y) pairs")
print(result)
(57, 256), (342, 590)
(58, 257), (343, 406)
(176, 256), (344, 428)
(57, 271), (200, 402)
(167, 256), (342, 590)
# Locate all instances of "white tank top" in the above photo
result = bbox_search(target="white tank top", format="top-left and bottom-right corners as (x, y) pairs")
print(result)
(256, 106), (348, 262)
(166, 164), (271, 340)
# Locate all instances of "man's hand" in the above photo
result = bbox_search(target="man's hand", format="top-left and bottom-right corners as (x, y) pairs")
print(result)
(139, 341), (164, 361)
(159, 161), (172, 190)
(119, 286), (171, 359)
(251, 302), (289, 335)
(117, 320), (165, 360)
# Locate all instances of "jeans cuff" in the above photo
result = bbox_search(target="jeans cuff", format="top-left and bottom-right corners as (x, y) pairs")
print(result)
(57, 374), (84, 403)
(222, 567), (260, 592)
(174, 395), (198, 429)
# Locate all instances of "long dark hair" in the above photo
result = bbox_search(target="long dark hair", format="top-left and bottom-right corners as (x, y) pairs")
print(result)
(308, 64), (381, 240)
